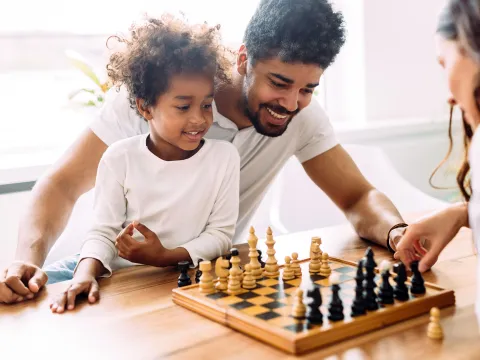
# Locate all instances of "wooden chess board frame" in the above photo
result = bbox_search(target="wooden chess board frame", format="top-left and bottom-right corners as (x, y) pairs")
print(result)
(172, 257), (455, 354)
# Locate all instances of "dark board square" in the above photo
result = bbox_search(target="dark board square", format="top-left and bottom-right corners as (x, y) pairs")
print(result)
(256, 311), (281, 321)
(263, 301), (286, 310)
(206, 292), (229, 300)
(309, 274), (327, 282)
(237, 291), (259, 300)
(230, 300), (255, 310)
(271, 282), (294, 290)
(284, 323), (308, 333)
(266, 291), (290, 300)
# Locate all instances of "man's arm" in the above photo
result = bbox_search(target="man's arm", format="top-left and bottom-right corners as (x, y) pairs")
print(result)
(0, 129), (107, 304)
(302, 144), (405, 248)
(16, 129), (108, 265)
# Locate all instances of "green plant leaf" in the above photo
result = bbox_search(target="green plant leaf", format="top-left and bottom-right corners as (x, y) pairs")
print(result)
(65, 50), (102, 88)
(68, 88), (96, 100)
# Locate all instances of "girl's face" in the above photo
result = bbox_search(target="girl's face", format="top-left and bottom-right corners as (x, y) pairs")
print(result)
(436, 35), (480, 130)
(139, 74), (215, 152)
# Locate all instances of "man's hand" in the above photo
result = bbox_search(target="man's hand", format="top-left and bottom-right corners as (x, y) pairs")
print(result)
(50, 274), (99, 313)
(394, 203), (468, 272)
(115, 221), (168, 267)
(0, 261), (48, 304)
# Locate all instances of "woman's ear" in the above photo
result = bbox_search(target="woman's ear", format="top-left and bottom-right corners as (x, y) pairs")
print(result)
(136, 98), (153, 120)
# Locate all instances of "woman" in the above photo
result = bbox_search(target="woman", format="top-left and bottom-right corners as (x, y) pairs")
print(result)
(395, 0), (480, 323)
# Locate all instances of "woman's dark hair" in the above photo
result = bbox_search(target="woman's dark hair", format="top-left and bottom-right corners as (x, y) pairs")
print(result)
(106, 14), (232, 116)
(430, 0), (480, 201)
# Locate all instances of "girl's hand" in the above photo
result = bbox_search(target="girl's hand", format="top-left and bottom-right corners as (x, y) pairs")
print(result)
(49, 274), (99, 313)
(115, 221), (168, 267)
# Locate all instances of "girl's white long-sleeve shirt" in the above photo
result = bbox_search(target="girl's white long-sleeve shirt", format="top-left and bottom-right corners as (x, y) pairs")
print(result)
(79, 134), (240, 275)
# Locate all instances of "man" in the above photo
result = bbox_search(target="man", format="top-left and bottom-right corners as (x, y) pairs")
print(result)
(1, 0), (407, 304)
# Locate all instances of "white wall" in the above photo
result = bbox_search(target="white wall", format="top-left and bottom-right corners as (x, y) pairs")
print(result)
(325, 0), (450, 123)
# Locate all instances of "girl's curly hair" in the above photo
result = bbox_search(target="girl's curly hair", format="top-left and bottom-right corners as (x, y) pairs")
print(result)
(106, 14), (233, 115)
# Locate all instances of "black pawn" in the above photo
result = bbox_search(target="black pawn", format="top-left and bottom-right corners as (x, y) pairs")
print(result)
(393, 262), (409, 301)
(328, 283), (344, 321)
(351, 260), (366, 317)
(225, 253), (232, 269)
(362, 247), (379, 311)
(194, 259), (203, 284)
(410, 260), (426, 295)
(257, 249), (266, 268)
(377, 267), (394, 305)
(177, 261), (191, 287)
(306, 285), (323, 324)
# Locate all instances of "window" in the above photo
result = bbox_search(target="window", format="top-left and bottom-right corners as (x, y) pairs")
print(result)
(1, 0), (457, 198)
(0, 1), (263, 162)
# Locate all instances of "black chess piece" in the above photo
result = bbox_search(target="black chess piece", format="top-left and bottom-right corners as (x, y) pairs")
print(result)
(393, 262), (409, 301)
(306, 285), (323, 324)
(177, 261), (191, 287)
(225, 253), (232, 269)
(377, 266), (394, 305)
(410, 260), (426, 295)
(257, 249), (265, 268)
(328, 282), (344, 321)
(194, 259), (203, 284)
(362, 247), (379, 311)
(351, 259), (366, 317)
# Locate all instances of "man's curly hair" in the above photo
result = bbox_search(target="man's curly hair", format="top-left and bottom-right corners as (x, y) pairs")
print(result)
(243, 0), (346, 69)
(107, 14), (232, 115)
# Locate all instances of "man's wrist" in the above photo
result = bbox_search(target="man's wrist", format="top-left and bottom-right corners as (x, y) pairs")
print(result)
(14, 245), (48, 268)
(387, 223), (408, 253)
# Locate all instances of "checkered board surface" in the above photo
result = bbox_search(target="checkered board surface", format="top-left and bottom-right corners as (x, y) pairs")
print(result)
(172, 257), (455, 354)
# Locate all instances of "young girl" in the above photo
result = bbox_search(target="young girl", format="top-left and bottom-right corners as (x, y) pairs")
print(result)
(395, 0), (480, 325)
(49, 15), (239, 313)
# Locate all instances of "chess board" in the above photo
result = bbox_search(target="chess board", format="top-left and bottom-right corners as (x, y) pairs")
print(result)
(172, 257), (455, 354)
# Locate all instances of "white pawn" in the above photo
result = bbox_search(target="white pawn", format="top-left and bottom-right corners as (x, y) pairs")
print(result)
(291, 252), (302, 277)
(199, 261), (215, 294)
(227, 250), (242, 295)
(242, 264), (256, 289)
(319, 252), (331, 277)
(291, 288), (306, 319)
(282, 256), (295, 280)
(427, 307), (444, 340)
(309, 243), (321, 274)
(215, 258), (229, 291)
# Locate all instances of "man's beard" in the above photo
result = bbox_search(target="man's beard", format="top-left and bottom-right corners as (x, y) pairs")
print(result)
(241, 92), (298, 138)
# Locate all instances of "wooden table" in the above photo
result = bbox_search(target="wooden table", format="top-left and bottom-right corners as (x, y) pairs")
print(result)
(1, 217), (479, 360)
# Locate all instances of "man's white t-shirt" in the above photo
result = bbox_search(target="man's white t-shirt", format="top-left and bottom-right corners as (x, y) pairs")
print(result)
(90, 86), (338, 243)
(80, 135), (240, 274)
(468, 130), (480, 328)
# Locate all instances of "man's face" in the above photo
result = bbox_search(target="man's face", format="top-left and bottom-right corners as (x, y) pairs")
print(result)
(240, 57), (323, 137)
